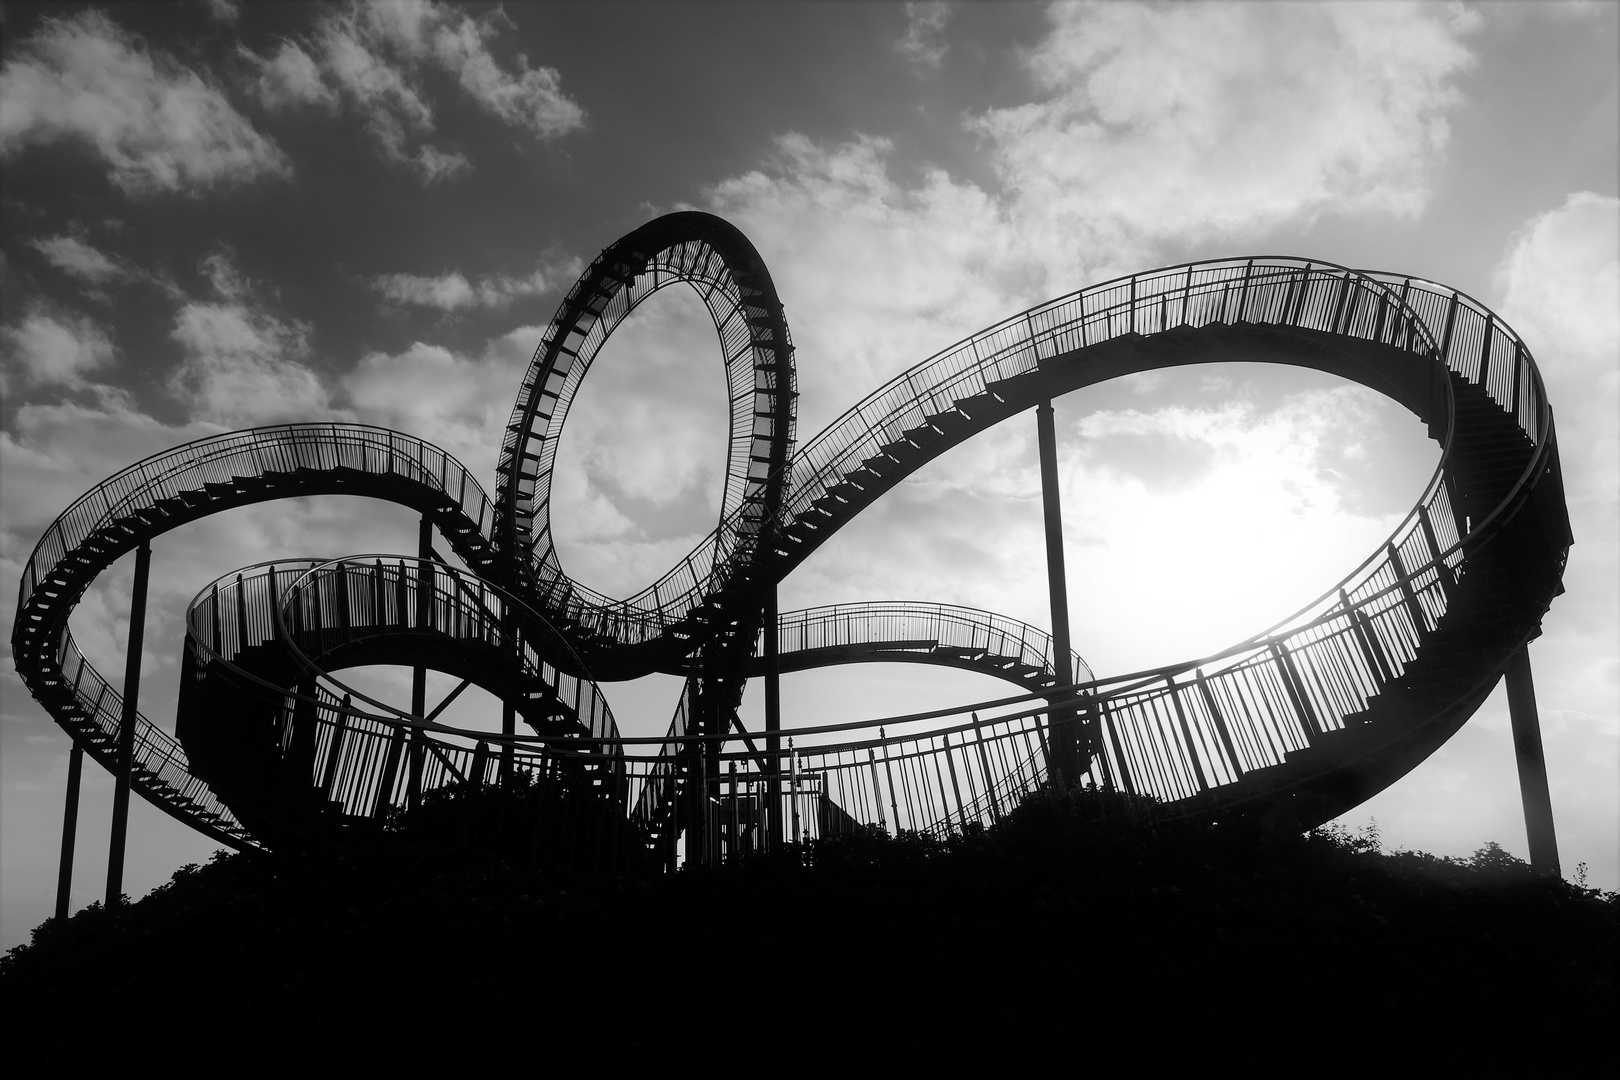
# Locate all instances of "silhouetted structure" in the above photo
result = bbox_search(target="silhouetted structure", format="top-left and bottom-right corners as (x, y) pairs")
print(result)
(14, 214), (1570, 903)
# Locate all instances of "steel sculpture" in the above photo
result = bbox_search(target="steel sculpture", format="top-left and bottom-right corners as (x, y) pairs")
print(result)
(13, 213), (1572, 905)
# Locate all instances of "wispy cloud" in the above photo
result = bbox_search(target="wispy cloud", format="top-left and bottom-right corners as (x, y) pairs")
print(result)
(240, 0), (586, 183)
(896, 2), (952, 70)
(368, 254), (581, 312)
(30, 235), (130, 286)
(0, 10), (289, 195)
(341, 327), (533, 483)
(168, 253), (340, 426)
(0, 306), (118, 392)
(975, 1), (1480, 247)
(203, 0), (241, 23)
(239, 40), (337, 110)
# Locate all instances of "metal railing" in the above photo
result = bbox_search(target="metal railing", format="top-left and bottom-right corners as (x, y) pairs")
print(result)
(767, 601), (1095, 686)
(495, 223), (797, 651)
(12, 426), (498, 847)
(181, 557), (627, 822)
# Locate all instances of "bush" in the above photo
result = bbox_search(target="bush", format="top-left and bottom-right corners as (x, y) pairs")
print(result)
(380, 774), (654, 877)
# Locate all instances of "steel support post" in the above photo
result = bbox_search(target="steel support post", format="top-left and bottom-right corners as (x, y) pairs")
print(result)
(55, 743), (84, 921)
(106, 539), (151, 906)
(1036, 400), (1079, 786)
(500, 702), (515, 784)
(1504, 645), (1561, 876)
(789, 742), (801, 844)
(764, 584), (783, 850)
(408, 516), (431, 811)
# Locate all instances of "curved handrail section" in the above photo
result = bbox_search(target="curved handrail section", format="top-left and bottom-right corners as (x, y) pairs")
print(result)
(176, 557), (626, 830)
(759, 601), (1095, 688)
(494, 212), (797, 657)
(11, 426), (501, 850)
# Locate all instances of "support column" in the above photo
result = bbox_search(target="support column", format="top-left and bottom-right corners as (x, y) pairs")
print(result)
(499, 701), (516, 784)
(1504, 645), (1560, 876)
(408, 516), (431, 811)
(1036, 401), (1080, 787)
(764, 584), (782, 850)
(55, 743), (84, 921)
(500, 577), (517, 785)
(107, 539), (151, 906)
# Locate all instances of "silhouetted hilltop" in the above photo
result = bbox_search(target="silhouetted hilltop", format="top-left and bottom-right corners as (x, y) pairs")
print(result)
(4, 788), (1613, 1067)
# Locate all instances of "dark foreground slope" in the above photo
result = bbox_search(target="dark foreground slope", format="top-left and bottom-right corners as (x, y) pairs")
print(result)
(4, 789), (1614, 1069)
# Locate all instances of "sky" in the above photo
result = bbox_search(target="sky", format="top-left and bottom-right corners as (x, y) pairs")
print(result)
(0, 0), (1615, 948)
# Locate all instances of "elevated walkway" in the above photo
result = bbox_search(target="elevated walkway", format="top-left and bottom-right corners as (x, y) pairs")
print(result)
(12, 218), (1570, 866)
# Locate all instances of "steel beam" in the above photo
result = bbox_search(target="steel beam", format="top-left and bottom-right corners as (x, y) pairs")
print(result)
(408, 516), (432, 811)
(1036, 400), (1079, 786)
(106, 539), (151, 906)
(765, 584), (782, 849)
(1504, 645), (1561, 875)
(55, 743), (83, 921)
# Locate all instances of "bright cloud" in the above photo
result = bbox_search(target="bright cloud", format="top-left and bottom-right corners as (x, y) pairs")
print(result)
(0, 10), (288, 195)
(242, 0), (585, 182)
(709, 134), (1028, 436)
(240, 40), (336, 110)
(168, 255), (336, 426)
(342, 327), (535, 483)
(30, 235), (128, 286)
(0, 306), (117, 390)
(976, 1), (1480, 247)
(369, 255), (580, 312)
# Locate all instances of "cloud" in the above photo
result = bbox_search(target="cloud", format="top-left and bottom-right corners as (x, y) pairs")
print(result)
(1, 306), (117, 390)
(341, 329), (532, 483)
(240, 40), (336, 110)
(369, 256), (579, 312)
(974, 1), (1480, 246)
(709, 134), (1029, 436)
(203, 0), (241, 23)
(167, 254), (337, 426)
(241, 0), (585, 182)
(896, 2), (952, 70)
(30, 235), (128, 286)
(420, 6), (586, 138)
(1496, 192), (1620, 397)
(0, 10), (288, 195)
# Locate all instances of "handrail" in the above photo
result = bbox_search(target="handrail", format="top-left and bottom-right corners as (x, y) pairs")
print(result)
(11, 426), (501, 849)
(183, 557), (621, 744)
(764, 600), (1095, 685)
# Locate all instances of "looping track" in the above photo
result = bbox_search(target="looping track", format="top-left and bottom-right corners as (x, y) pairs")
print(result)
(11, 213), (1570, 861)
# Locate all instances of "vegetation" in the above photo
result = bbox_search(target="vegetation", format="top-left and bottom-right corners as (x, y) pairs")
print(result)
(3, 785), (1613, 1066)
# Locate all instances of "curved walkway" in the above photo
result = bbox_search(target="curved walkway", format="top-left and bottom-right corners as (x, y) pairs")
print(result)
(11, 214), (1570, 858)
